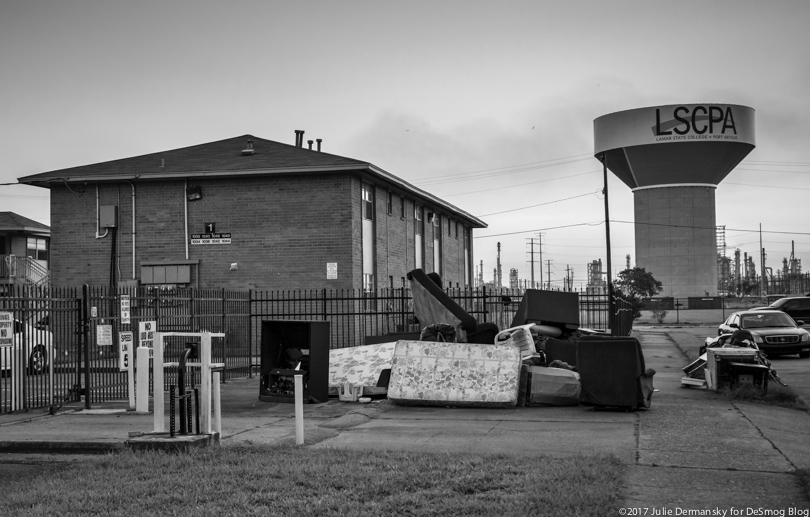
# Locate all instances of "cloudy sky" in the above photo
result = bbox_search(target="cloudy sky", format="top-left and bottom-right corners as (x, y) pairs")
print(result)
(2, 1), (808, 290)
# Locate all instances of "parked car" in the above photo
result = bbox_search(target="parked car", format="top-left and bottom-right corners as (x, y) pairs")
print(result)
(752, 296), (810, 325)
(718, 310), (810, 358)
(0, 319), (54, 375)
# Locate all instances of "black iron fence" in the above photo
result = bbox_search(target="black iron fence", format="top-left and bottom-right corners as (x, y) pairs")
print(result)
(1, 284), (629, 413)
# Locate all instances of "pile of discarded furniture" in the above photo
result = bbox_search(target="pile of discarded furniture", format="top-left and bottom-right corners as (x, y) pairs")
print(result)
(681, 329), (784, 393)
(327, 269), (655, 411)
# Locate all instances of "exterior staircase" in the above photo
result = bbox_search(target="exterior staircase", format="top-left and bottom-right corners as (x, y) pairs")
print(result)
(1, 255), (51, 288)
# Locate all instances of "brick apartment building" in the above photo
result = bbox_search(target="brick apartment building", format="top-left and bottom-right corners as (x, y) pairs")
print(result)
(18, 134), (486, 291)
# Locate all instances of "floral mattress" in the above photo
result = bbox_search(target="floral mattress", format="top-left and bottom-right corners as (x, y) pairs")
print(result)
(328, 342), (397, 390)
(387, 340), (522, 408)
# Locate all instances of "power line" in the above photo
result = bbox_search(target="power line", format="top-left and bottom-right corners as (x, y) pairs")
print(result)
(441, 170), (601, 198)
(612, 220), (810, 236)
(476, 191), (601, 217)
(410, 153), (593, 185)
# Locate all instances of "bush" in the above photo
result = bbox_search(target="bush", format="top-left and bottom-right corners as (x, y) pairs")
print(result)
(651, 309), (668, 323)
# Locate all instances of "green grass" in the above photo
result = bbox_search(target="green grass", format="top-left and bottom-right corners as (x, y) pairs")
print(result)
(0, 445), (625, 516)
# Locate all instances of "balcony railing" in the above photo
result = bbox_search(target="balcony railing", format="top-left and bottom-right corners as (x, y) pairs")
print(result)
(1, 255), (50, 287)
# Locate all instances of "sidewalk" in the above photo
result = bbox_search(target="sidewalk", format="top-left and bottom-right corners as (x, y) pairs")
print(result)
(1, 329), (809, 510)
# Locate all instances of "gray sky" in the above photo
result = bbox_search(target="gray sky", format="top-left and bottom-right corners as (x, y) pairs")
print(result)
(2, 0), (808, 289)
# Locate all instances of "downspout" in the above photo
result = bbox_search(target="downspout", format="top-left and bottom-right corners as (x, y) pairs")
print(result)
(129, 181), (136, 280)
(184, 180), (189, 260)
(95, 185), (108, 239)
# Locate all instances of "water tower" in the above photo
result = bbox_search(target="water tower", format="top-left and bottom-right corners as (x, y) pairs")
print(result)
(594, 104), (755, 297)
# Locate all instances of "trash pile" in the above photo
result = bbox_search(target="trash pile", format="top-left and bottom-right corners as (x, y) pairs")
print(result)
(681, 329), (785, 392)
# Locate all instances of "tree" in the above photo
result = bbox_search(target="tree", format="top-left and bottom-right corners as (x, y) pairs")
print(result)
(612, 267), (663, 319)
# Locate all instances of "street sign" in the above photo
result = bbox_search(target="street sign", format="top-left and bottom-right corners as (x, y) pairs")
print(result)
(119, 331), (133, 371)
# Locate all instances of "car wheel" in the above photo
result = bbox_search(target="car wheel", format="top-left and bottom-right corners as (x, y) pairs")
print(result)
(799, 351), (810, 359)
(28, 346), (47, 375)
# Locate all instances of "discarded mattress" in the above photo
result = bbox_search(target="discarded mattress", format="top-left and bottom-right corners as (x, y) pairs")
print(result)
(328, 342), (396, 394)
(525, 366), (580, 406)
(387, 340), (522, 408)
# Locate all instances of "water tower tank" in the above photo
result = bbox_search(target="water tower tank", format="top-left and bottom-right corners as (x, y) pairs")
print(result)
(594, 104), (755, 297)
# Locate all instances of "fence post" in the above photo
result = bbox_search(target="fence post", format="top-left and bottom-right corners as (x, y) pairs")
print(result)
(322, 289), (327, 320)
(481, 285), (488, 323)
(221, 287), (227, 382)
(82, 284), (92, 409)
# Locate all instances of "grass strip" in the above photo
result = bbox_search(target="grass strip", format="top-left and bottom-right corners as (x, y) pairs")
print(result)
(0, 445), (625, 516)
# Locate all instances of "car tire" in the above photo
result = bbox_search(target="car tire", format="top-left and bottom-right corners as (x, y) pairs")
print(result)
(28, 346), (47, 375)
(799, 351), (810, 359)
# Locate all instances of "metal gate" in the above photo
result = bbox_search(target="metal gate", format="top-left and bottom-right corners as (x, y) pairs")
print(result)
(0, 286), (82, 414)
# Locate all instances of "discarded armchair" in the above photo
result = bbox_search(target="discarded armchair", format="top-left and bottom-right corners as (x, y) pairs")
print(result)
(575, 335), (655, 410)
(407, 268), (499, 344)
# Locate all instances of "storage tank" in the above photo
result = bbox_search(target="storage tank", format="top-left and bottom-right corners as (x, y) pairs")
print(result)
(594, 104), (755, 297)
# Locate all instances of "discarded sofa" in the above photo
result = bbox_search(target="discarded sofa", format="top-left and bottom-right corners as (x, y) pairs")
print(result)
(407, 268), (499, 344)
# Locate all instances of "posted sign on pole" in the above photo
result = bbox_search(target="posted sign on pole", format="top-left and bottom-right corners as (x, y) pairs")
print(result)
(119, 331), (133, 371)
(139, 321), (156, 358)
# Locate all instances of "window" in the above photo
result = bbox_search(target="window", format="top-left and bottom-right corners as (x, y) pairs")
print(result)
(387, 192), (393, 216)
(141, 265), (191, 284)
(26, 238), (48, 261)
(400, 196), (405, 219)
(362, 186), (373, 220)
(448, 218), (451, 236)
(455, 221), (459, 239)
(363, 273), (374, 292)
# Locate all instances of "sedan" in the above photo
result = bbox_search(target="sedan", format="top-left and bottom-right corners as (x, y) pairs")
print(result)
(718, 310), (810, 358)
(0, 319), (54, 375)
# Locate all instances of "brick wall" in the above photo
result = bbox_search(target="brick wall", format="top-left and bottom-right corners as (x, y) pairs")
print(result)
(49, 173), (475, 290)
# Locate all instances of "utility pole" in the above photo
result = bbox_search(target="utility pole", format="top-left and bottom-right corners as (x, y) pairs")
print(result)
(496, 242), (502, 289)
(601, 153), (615, 334)
(545, 259), (553, 290)
(525, 233), (544, 289)
(760, 224), (766, 296)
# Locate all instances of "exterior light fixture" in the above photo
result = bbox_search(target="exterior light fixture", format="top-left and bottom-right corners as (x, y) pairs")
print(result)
(187, 186), (202, 201)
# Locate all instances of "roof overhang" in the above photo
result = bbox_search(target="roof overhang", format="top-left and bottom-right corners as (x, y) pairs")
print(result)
(19, 163), (487, 229)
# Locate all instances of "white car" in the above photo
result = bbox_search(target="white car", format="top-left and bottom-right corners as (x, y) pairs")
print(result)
(0, 319), (54, 375)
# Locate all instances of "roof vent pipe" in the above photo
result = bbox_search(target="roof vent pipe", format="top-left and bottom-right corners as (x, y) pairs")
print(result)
(241, 139), (254, 155)
(307, 140), (313, 150)
(294, 130), (304, 147)
(316, 139), (322, 152)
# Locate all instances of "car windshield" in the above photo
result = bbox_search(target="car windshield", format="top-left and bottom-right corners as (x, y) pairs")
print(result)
(741, 313), (795, 329)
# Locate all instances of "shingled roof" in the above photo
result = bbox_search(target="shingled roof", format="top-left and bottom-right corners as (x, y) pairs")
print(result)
(17, 134), (486, 228)
(0, 212), (50, 234)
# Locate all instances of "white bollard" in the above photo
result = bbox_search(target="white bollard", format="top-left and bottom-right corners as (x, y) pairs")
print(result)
(213, 371), (222, 437)
(136, 346), (150, 413)
(295, 375), (304, 445)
